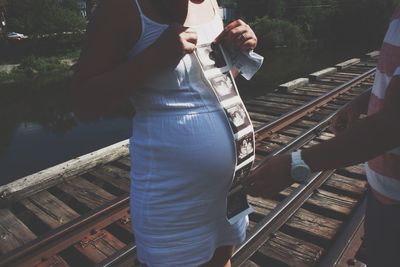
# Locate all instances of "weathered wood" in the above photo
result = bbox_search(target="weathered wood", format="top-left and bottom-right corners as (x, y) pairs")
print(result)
(241, 260), (260, 267)
(116, 157), (131, 169)
(115, 219), (133, 234)
(266, 133), (294, 145)
(248, 197), (342, 240)
(57, 177), (116, 209)
(34, 256), (70, 267)
(89, 165), (131, 192)
(332, 72), (360, 78)
(342, 165), (366, 176)
(336, 58), (361, 70)
(324, 174), (368, 196)
(251, 95), (308, 106)
(259, 231), (324, 267)
(0, 140), (129, 204)
(252, 121), (265, 131)
(309, 67), (337, 81)
(336, 223), (366, 267)
(20, 190), (79, 229)
(75, 230), (126, 263)
(246, 99), (301, 113)
(256, 141), (283, 155)
(246, 103), (293, 116)
(262, 92), (315, 102)
(250, 112), (318, 130)
(279, 78), (309, 91)
(0, 209), (36, 253)
(280, 184), (357, 216)
(365, 51), (380, 58)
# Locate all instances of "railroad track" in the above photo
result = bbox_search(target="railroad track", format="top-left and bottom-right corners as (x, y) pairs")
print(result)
(0, 53), (378, 267)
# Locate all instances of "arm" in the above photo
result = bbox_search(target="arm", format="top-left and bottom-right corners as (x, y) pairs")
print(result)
(72, 0), (197, 120)
(329, 89), (371, 134)
(304, 76), (400, 171)
(247, 76), (400, 197)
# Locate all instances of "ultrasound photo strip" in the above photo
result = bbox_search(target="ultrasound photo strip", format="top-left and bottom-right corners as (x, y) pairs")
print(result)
(194, 42), (255, 225)
(209, 73), (238, 102)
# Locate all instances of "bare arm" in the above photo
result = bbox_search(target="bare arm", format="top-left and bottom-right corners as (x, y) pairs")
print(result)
(304, 76), (400, 171)
(71, 0), (197, 120)
(247, 76), (400, 197)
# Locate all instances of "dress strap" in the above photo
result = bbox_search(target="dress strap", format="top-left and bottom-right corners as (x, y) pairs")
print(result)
(133, 0), (144, 16)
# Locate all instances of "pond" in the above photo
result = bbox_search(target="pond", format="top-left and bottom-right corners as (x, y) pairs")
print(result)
(0, 41), (381, 185)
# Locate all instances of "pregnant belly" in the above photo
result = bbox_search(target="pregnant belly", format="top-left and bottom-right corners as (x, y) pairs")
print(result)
(130, 110), (236, 203)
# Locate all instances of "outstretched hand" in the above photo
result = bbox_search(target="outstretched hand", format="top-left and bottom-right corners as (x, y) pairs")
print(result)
(329, 100), (364, 135)
(245, 154), (293, 198)
(216, 19), (258, 51)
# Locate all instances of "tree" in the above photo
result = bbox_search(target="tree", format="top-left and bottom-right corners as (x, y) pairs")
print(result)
(7, 0), (86, 35)
(236, 0), (286, 20)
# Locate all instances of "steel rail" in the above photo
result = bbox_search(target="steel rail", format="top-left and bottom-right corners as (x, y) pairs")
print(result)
(97, 243), (136, 267)
(255, 68), (376, 141)
(0, 195), (130, 267)
(231, 110), (339, 266)
(317, 199), (367, 267)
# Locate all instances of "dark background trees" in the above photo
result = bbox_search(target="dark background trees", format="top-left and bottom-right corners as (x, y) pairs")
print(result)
(220, 0), (399, 48)
(6, 0), (86, 35)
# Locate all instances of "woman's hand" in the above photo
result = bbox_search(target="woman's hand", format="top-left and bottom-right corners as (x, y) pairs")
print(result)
(216, 19), (257, 51)
(155, 24), (198, 67)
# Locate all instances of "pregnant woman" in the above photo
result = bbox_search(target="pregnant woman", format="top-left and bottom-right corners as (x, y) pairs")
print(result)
(72, 0), (258, 266)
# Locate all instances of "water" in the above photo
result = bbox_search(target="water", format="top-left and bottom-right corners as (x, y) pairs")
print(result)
(0, 42), (380, 185)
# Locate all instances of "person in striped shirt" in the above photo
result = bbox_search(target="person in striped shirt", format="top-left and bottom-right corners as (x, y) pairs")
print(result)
(247, 7), (400, 267)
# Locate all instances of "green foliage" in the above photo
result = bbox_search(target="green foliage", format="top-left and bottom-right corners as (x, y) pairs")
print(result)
(7, 0), (86, 35)
(237, 0), (286, 19)
(0, 55), (71, 88)
(329, 0), (398, 43)
(252, 16), (306, 47)
(227, 0), (400, 47)
(18, 56), (69, 74)
(219, 0), (238, 8)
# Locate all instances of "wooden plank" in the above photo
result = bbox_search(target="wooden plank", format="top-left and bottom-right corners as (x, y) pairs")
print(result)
(0, 209), (36, 253)
(75, 230), (126, 263)
(259, 231), (324, 267)
(57, 177), (115, 209)
(279, 78), (309, 91)
(342, 165), (366, 176)
(241, 260), (260, 267)
(116, 157), (131, 169)
(365, 50), (380, 58)
(324, 174), (368, 196)
(20, 191), (79, 229)
(309, 67), (337, 80)
(34, 256), (70, 267)
(251, 95), (308, 106)
(252, 121), (265, 131)
(256, 141), (282, 155)
(248, 197), (342, 240)
(0, 140), (129, 203)
(335, 58), (361, 70)
(115, 213), (133, 234)
(89, 165), (131, 192)
(262, 92), (315, 102)
(280, 184), (357, 216)
(336, 223), (366, 267)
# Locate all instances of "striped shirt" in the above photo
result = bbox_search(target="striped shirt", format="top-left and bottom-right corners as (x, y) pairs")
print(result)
(366, 7), (400, 202)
